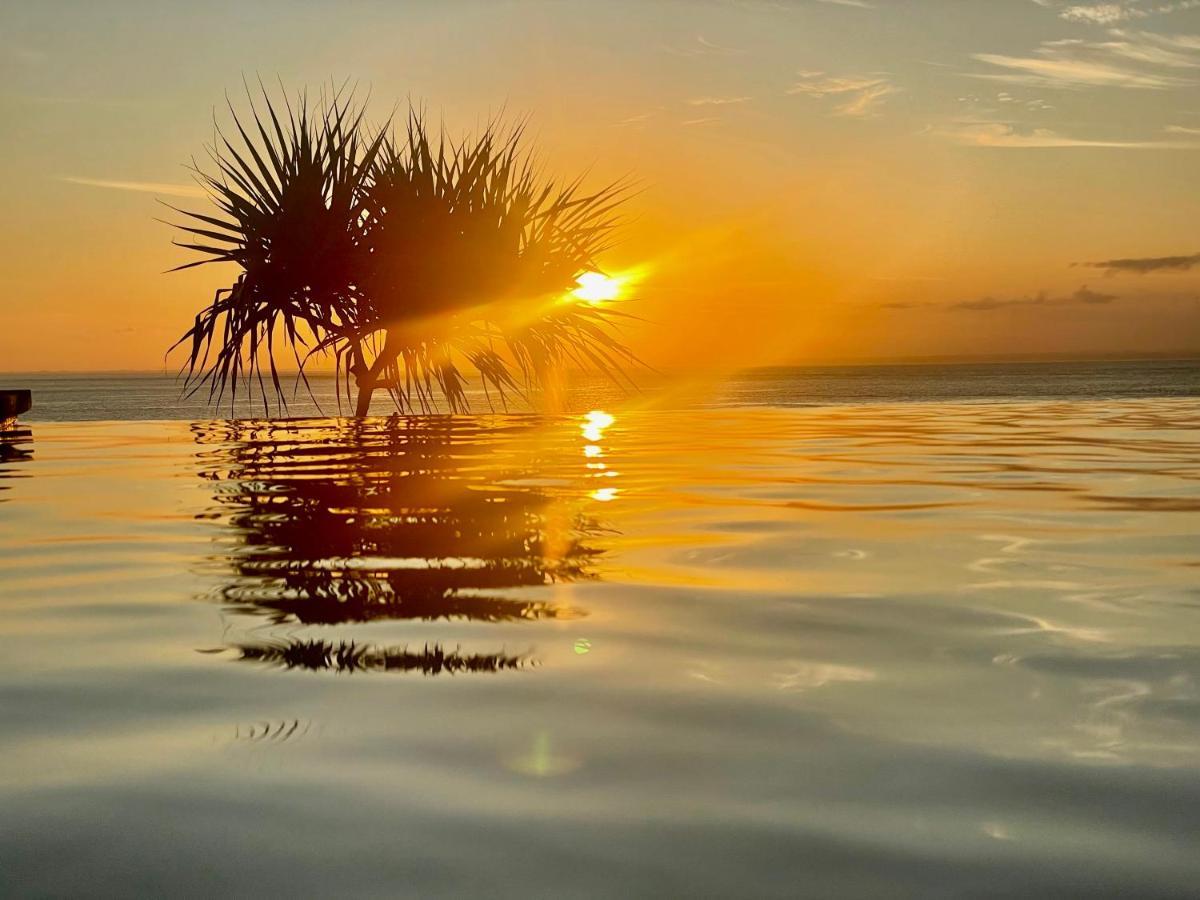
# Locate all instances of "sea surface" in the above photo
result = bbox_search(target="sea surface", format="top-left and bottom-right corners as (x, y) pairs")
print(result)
(9, 357), (1200, 420)
(1, 360), (1199, 897)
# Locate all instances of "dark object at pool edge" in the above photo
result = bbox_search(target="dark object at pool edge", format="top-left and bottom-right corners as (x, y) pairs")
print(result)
(1, 389), (31, 433)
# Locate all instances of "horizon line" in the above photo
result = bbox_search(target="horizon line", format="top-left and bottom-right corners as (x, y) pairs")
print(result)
(3, 351), (1198, 379)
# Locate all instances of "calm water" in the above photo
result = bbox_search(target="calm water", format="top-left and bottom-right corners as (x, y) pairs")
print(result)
(11, 357), (1200, 420)
(1, 364), (1199, 896)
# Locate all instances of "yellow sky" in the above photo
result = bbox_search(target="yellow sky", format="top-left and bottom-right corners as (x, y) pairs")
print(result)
(1, 0), (1198, 372)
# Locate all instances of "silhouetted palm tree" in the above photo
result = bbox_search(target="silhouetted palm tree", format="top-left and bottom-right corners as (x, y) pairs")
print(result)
(168, 85), (636, 415)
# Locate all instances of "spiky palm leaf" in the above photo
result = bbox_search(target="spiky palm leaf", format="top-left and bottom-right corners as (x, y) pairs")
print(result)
(168, 84), (385, 411)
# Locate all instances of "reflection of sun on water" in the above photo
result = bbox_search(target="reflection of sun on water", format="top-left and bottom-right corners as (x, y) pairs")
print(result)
(581, 410), (614, 442)
(580, 411), (620, 503)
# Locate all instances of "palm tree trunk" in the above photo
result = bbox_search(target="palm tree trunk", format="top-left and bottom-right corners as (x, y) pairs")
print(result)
(353, 332), (397, 417)
(354, 381), (373, 417)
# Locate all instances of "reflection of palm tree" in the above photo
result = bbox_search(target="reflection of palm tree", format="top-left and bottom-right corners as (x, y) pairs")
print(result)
(195, 416), (605, 673)
(234, 639), (527, 675)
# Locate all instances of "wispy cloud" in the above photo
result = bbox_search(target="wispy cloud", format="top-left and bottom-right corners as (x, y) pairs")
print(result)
(1078, 251), (1200, 272)
(1062, 3), (1144, 24)
(687, 95), (752, 106)
(59, 176), (207, 198)
(697, 34), (741, 53)
(970, 30), (1200, 89)
(814, 0), (876, 8)
(1055, 1), (1200, 24)
(1101, 38), (1200, 67)
(948, 285), (1118, 311)
(787, 72), (899, 116)
(886, 284), (1121, 311)
(932, 120), (1195, 148)
(972, 48), (1193, 89)
(1166, 123), (1200, 134)
(1135, 31), (1200, 50)
(614, 111), (655, 127)
(663, 34), (744, 57)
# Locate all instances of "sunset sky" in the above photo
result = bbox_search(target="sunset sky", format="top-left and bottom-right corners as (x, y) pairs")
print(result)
(2, 0), (1198, 372)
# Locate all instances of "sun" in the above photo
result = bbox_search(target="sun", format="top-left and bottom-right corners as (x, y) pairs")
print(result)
(571, 271), (621, 304)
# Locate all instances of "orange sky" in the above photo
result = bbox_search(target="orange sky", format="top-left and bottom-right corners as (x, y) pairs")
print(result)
(1, 0), (1198, 372)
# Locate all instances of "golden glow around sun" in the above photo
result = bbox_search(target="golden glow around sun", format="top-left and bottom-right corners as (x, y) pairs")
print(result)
(571, 272), (621, 304)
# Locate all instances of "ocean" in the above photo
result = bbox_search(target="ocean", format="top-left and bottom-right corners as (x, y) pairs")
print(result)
(9, 358), (1200, 420)
(1, 359), (1198, 896)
